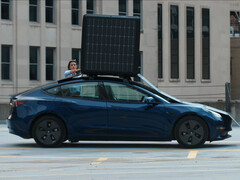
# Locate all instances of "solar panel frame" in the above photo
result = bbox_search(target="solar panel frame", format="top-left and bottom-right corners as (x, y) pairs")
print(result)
(81, 14), (140, 77)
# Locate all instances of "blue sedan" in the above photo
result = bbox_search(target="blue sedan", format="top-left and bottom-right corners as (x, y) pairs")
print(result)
(7, 76), (232, 148)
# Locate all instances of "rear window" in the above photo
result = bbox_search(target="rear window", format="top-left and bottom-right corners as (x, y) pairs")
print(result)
(45, 82), (102, 100)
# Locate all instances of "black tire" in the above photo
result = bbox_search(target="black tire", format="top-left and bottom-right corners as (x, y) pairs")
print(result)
(32, 116), (66, 147)
(174, 116), (208, 148)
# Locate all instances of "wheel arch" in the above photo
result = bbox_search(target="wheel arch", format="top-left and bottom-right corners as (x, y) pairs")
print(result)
(29, 113), (68, 139)
(171, 114), (210, 141)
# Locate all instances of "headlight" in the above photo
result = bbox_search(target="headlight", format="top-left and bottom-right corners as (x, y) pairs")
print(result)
(209, 110), (222, 118)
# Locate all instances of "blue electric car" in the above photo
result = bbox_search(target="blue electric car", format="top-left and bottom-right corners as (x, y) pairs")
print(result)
(7, 76), (232, 148)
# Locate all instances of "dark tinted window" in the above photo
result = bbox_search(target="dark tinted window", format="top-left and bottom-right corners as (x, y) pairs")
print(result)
(87, 0), (94, 14)
(30, 46), (39, 80)
(72, 49), (81, 67)
(119, 0), (127, 16)
(170, 5), (179, 79)
(1, 0), (10, 20)
(187, 7), (195, 79)
(133, 0), (142, 29)
(1, 45), (11, 80)
(158, 4), (162, 79)
(72, 0), (80, 25)
(46, 0), (54, 23)
(202, 8), (210, 80)
(29, 0), (38, 22)
(46, 47), (55, 81)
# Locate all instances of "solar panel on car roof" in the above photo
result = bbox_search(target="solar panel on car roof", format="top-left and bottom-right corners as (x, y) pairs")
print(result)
(81, 14), (140, 77)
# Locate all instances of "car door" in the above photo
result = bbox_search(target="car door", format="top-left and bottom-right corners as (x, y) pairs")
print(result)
(54, 81), (108, 139)
(104, 82), (170, 140)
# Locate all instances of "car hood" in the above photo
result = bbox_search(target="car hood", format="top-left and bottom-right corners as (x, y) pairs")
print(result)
(182, 101), (230, 116)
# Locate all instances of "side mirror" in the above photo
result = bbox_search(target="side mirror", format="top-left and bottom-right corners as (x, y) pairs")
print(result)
(144, 97), (156, 104)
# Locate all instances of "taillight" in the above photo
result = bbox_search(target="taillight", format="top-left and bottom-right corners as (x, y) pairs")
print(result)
(11, 99), (25, 108)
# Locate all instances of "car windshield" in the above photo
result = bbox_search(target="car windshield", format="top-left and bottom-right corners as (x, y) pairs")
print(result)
(131, 81), (181, 103)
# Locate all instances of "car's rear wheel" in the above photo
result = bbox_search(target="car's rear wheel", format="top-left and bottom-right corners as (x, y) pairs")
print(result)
(175, 116), (208, 148)
(32, 116), (66, 147)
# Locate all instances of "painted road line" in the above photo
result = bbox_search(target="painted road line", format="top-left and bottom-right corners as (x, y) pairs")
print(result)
(187, 150), (198, 159)
(91, 157), (108, 165)
(49, 169), (66, 172)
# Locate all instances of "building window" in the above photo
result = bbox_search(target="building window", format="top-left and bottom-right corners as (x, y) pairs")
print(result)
(1, 0), (11, 20)
(1, 45), (11, 80)
(158, 4), (162, 79)
(30, 47), (39, 81)
(119, 0), (127, 16)
(230, 12), (240, 37)
(170, 5), (179, 79)
(133, 0), (142, 29)
(46, 47), (55, 81)
(46, 0), (54, 23)
(202, 8), (210, 80)
(87, 0), (94, 14)
(72, 0), (80, 25)
(187, 7), (195, 79)
(29, 0), (38, 22)
(72, 49), (81, 67)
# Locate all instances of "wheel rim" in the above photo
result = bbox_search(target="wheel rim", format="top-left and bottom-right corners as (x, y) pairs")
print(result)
(35, 119), (61, 145)
(178, 120), (204, 146)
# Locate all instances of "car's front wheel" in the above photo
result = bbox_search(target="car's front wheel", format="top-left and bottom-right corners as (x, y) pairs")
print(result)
(32, 116), (66, 147)
(175, 116), (208, 148)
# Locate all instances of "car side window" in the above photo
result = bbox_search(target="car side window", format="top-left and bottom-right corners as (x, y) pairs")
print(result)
(60, 82), (101, 100)
(104, 82), (149, 103)
(45, 86), (61, 96)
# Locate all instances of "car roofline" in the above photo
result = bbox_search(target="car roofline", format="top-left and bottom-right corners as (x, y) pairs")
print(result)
(57, 75), (133, 84)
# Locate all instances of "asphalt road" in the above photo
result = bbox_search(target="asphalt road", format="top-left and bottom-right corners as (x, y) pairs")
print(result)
(1, 124), (240, 179)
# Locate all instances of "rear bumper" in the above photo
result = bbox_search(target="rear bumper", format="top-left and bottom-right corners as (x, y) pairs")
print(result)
(7, 120), (31, 139)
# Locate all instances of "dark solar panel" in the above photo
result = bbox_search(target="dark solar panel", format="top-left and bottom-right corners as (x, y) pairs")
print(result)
(81, 14), (140, 76)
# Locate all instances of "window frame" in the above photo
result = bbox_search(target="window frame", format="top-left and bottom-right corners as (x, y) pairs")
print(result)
(1, 45), (12, 80)
(133, 0), (142, 30)
(119, 0), (128, 16)
(186, 6), (195, 80)
(103, 81), (151, 104)
(170, 5), (179, 79)
(45, 47), (55, 81)
(29, 0), (39, 22)
(72, 48), (81, 68)
(158, 4), (163, 79)
(44, 81), (105, 101)
(1, 0), (11, 20)
(202, 8), (210, 80)
(45, 0), (55, 23)
(86, 0), (95, 14)
(29, 46), (40, 81)
(72, 0), (80, 25)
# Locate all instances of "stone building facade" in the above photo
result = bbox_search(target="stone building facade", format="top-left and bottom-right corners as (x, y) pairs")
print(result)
(0, 0), (240, 106)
